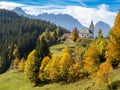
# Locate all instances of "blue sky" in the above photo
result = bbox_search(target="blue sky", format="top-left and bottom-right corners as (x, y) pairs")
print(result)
(0, 0), (119, 26)
(1, 0), (119, 12)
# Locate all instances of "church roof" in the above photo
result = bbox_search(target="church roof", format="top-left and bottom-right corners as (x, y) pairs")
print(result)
(79, 29), (92, 34)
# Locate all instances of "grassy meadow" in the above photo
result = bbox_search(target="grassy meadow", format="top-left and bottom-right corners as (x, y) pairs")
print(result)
(50, 39), (76, 56)
(0, 68), (120, 90)
(0, 70), (95, 90)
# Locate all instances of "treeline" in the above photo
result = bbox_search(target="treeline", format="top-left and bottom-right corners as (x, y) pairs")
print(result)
(0, 9), (68, 73)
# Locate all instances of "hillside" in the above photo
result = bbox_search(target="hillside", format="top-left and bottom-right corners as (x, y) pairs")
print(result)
(0, 70), (94, 90)
(50, 39), (76, 56)
(0, 9), (68, 73)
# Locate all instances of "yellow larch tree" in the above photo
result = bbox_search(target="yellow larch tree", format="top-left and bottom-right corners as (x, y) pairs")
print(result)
(68, 62), (81, 82)
(59, 52), (73, 81)
(18, 58), (25, 72)
(49, 56), (60, 82)
(39, 56), (51, 82)
(106, 11), (120, 68)
(24, 50), (39, 85)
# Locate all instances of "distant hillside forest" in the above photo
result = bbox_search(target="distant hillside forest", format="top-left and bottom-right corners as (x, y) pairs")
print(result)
(0, 9), (68, 73)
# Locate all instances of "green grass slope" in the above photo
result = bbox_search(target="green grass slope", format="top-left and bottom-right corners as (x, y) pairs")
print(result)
(0, 70), (33, 90)
(109, 67), (120, 90)
(0, 67), (120, 90)
(0, 70), (95, 90)
(50, 39), (76, 56)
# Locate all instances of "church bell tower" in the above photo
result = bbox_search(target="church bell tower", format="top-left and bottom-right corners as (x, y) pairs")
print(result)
(89, 20), (94, 38)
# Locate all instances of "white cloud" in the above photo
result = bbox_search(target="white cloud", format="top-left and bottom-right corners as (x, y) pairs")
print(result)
(23, 5), (66, 15)
(61, 5), (116, 27)
(0, 1), (117, 27)
(0, 1), (24, 9)
(97, 4), (109, 10)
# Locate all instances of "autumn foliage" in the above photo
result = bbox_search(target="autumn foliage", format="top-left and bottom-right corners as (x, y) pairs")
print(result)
(71, 28), (79, 42)
(24, 50), (39, 85)
(106, 12), (120, 68)
(18, 58), (25, 72)
(95, 62), (112, 87)
(39, 56), (51, 81)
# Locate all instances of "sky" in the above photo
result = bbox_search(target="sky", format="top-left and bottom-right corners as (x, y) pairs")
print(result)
(0, 0), (119, 27)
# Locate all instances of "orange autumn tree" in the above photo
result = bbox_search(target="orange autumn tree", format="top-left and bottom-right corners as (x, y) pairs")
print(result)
(106, 11), (120, 68)
(95, 62), (112, 88)
(84, 43), (100, 75)
(84, 35), (107, 75)
(71, 28), (79, 42)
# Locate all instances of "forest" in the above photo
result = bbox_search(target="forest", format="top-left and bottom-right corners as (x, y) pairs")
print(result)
(0, 9), (68, 73)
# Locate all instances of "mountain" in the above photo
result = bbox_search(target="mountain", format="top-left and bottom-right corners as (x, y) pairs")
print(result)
(12, 7), (111, 36)
(12, 7), (85, 31)
(12, 7), (35, 18)
(12, 7), (26, 16)
(37, 13), (85, 31)
(94, 21), (111, 37)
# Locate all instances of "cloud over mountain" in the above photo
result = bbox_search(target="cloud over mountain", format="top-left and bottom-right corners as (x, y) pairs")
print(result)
(0, 1), (117, 27)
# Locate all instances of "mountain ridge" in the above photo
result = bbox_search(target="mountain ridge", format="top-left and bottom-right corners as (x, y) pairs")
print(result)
(94, 21), (111, 37)
(12, 7), (111, 37)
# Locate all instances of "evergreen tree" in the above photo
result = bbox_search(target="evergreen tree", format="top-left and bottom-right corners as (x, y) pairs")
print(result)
(36, 36), (50, 64)
(44, 28), (50, 39)
(106, 11), (120, 68)
(0, 50), (10, 74)
(52, 30), (57, 42)
(56, 27), (61, 39)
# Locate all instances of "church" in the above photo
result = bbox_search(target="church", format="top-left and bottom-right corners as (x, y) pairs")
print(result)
(79, 21), (94, 38)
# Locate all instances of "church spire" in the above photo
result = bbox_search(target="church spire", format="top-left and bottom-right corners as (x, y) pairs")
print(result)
(91, 20), (94, 26)
(89, 20), (94, 38)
